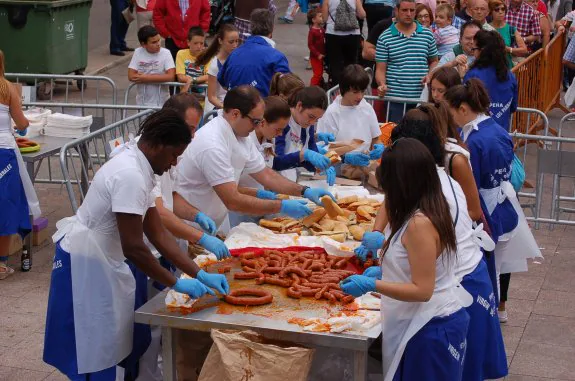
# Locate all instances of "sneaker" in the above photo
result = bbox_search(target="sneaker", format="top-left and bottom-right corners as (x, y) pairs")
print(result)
(0, 263), (15, 280)
(278, 16), (293, 24)
(304, 56), (310, 61)
(498, 310), (508, 324)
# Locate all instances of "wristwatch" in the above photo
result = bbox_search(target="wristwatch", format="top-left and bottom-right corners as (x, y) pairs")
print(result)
(192, 77), (197, 85)
(300, 186), (310, 197)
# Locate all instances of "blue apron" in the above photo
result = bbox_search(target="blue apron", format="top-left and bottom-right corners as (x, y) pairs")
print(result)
(393, 308), (470, 381)
(43, 242), (117, 381)
(0, 148), (31, 238)
(461, 259), (508, 380)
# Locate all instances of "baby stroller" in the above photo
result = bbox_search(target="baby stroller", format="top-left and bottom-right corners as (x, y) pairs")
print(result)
(209, 0), (235, 35)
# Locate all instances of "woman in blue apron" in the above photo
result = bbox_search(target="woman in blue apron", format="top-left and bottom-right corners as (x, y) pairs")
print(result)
(273, 86), (338, 184)
(0, 50), (41, 279)
(342, 138), (469, 381)
(444, 79), (542, 322)
(43, 109), (230, 381)
(380, 109), (508, 380)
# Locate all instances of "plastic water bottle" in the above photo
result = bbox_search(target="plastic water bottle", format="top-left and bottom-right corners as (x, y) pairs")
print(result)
(21, 248), (31, 272)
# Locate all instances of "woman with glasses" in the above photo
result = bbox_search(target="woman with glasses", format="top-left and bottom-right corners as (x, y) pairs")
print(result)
(488, 0), (528, 67)
(464, 30), (518, 132)
(416, 3), (434, 28)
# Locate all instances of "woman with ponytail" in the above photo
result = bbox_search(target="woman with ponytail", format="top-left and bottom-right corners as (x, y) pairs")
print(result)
(195, 24), (239, 112)
(0, 50), (39, 279)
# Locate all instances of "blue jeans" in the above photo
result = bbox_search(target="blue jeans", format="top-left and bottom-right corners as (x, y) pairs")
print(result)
(109, 0), (129, 53)
(386, 101), (416, 124)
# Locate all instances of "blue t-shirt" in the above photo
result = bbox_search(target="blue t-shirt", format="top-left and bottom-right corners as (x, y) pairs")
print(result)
(464, 66), (518, 132)
(466, 117), (518, 239)
(217, 36), (290, 97)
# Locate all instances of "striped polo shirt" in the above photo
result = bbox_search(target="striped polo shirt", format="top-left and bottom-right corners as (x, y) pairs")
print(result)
(375, 22), (438, 98)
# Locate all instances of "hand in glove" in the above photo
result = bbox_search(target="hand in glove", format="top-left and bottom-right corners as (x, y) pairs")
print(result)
(280, 199), (312, 219)
(317, 132), (336, 145)
(321, 167), (336, 186)
(317, 144), (328, 155)
(340, 275), (377, 297)
(363, 266), (382, 280)
(17, 128), (28, 137)
(196, 269), (230, 294)
(256, 189), (277, 200)
(173, 278), (214, 298)
(362, 231), (385, 253)
(194, 212), (217, 235)
(369, 144), (385, 160)
(343, 151), (370, 167)
(303, 187), (336, 206)
(303, 149), (331, 171)
(354, 245), (371, 262)
(197, 233), (230, 260)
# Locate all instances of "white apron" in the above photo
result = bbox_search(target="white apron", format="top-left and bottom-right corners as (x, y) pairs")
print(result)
(280, 118), (309, 182)
(0, 129), (41, 218)
(480, 181), (542, 273)
(53, 216), (136, 374)
(380, 218), (464, 381)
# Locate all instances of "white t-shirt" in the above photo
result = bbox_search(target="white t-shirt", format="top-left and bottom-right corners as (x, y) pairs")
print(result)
(128, 47), (175, 107)
(72, 145), (156, 250)
(325, 0), (361, 35)
(239, 131), (274, 190)
(207, 57), (227, 105)
(317, 96), (381, 152)
(174, 116), (267, 228)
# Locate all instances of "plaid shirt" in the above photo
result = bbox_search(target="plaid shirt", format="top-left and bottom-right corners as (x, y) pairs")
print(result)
(505, 1), (541, 38)
(178, 0), (189, 18)
(452, 15), (465, 29)
(234, 0), (277, 43)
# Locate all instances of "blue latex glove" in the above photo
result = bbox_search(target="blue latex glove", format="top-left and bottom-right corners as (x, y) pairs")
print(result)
(317, 132), (336, 145)
(197, 233), (230, 260)
(363, 266), (382, 280)
(317, 144), (328, 155)
(303, 187), (336, 206)
(256, 189), (277, 200)
(197, 269), (230, 294)
(321, 167), (336, 186)
(303, 149), (331, 171)
(173, 278), (214, 298)
(340, 275), (377, 297)
(369, 144), (385, 160)
(194, 212), (217, 235)
(343, 151), (371, 167)
(17, 128), (28, 137)
(280, 199), (312, 219)
(354, 245), (371, 262)
(362, 231), (385, 252)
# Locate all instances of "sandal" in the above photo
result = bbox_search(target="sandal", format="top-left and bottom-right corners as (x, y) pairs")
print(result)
(0, 263), (15, 280)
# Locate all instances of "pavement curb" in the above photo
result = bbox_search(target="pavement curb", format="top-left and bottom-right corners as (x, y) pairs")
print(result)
(85, 51), (134, 76)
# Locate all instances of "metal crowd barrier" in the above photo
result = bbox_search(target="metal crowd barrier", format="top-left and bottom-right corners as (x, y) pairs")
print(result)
(59, 110), (156, 212)
(6, 73), (117, 106)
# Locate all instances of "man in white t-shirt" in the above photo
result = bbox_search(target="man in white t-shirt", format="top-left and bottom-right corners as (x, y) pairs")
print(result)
(317, 64), (383, 163)
(174, 85), (335, 231)
(128, 25), (175, 107)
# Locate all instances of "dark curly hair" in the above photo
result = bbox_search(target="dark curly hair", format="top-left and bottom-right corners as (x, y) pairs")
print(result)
(470, 30), (510, 82)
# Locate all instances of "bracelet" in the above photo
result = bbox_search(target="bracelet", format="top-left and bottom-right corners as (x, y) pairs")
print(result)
(510, 47), (513, 54)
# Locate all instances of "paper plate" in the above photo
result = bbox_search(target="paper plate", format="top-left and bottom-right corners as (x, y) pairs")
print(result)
(19, 144), (41, 153)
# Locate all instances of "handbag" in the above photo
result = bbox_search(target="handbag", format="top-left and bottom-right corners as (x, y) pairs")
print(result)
(329, 0), (359, 32)
(510, 154), (525, 192)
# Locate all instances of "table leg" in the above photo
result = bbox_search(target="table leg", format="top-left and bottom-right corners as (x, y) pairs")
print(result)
(24, 161), (35, 269)
(353, 350), (368, 381)
(162, 327), (177, 381)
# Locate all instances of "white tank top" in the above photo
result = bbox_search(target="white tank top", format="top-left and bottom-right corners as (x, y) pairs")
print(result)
(382, 211), (462, 317)
(0, 104), (15, 149)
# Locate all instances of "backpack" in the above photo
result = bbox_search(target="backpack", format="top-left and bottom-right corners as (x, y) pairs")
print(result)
(330, 0), (359, 32)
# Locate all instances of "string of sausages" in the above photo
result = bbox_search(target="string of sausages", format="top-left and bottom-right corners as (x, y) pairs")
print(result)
(232, 250), (356, 304)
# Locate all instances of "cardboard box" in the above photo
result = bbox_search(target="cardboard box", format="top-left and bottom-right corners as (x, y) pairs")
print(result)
(32, 217), (49, 247)
(8, 234), (22, 256)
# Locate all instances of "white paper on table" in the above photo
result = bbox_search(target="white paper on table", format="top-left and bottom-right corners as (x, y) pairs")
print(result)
(165, 253), (217, 307)
(354, 293), (382, 310)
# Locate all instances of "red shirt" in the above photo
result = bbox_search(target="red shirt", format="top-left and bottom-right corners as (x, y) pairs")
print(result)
(153, 0), (211, 49)
(308, 27), (326, 59)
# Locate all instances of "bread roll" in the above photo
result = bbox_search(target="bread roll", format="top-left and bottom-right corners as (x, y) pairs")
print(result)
(302, 207), (327, 227)
(321, 195), (346, 218)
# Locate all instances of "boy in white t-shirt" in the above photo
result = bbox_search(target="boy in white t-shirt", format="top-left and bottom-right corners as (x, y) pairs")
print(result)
(128, 25), (176, 107)
(317, 64), (383, 163)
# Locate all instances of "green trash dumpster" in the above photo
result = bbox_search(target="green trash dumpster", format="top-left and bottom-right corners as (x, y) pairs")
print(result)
(0, 0), (92, 75)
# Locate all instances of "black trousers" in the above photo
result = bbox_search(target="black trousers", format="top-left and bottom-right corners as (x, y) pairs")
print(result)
(325, 33), (361, 86)
(364, 3), (393, 34)
(499, 273), (511, 302)
(109, 0), (129, 53)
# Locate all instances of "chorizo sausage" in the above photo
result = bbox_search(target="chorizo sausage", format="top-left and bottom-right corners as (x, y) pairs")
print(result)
(279, 266), (307, 278)
(309, 263), (324, 272)
(324, 291), (337, 303)
(233, 272), (259, 280)
(242, 266), (256, 273)
(239, 252), (256, 259)
(335, 258), (348, 269)
(341, 295), (355, 304)
(262, 267), (282, 274)
(299, 288), (321, 297)
(290, 273), (301, 286)
(224, 288), (273, 306)
(286, 287), (302, 299)
(241, 258), (257, 267)
(263, 276), (292, 288)
(315, 285), (329, 300)
(301, 259), (313, 270)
